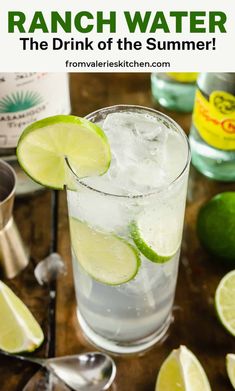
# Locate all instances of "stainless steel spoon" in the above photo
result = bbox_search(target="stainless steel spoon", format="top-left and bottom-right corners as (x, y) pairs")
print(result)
(1, 351), (116, 391)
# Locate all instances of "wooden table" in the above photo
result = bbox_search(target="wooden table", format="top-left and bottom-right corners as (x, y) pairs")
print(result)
(1, 73), (235, 390)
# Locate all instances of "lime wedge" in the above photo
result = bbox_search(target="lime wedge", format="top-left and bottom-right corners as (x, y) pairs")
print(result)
(0, 281), (44, 353)
(226, 354), (235, 389)
(130, 211), (181, 263)
(156, 345), (211, 391)
(69, 218), (140, 285)
(215, 270), (235, 336)
(17, 115), (111, 189)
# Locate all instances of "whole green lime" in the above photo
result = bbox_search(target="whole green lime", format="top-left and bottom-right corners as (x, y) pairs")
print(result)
(197, 192), (235, 261)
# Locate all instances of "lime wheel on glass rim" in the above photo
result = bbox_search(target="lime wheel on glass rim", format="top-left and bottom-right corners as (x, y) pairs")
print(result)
(17, 115), (111, 189)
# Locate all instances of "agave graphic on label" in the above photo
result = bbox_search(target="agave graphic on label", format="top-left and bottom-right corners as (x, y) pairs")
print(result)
(0, 91), (43, 113)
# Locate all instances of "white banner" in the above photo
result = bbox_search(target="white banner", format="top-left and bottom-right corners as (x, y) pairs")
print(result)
(0, 0), (234, 71)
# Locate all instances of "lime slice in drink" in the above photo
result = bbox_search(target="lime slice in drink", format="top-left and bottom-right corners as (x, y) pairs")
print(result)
(226, 354), (235, 388)
(130, 211), (181, 263)
(197, 192), (235, 262)
(69, 218), (140, 285)
(215, 270), (235, 336)
(155, 345), (211, 391)
(0, 281), (44, 353)
(17, 115), (111, 189)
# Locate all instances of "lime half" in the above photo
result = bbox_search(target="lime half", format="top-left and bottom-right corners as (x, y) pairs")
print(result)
(226, 354), (235, 389)
(0, 281), (44, 353)
(130, 211), (181, 263)
(215, 270), (235, 336)
(156, 345), (211, 391)
(17, 115), (111, 189)
(197, 192), (235, 262)
(70, 218), (140, 285)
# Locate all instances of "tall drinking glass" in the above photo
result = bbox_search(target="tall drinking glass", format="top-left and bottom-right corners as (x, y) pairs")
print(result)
(66, 105), (190, 354)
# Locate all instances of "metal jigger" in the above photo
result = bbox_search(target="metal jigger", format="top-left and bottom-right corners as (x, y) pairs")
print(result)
(0, 160), (29, 278)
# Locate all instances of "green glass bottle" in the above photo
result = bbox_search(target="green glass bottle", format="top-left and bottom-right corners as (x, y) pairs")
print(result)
(189, 73), (235, 181)
(151, 73), (198, 113)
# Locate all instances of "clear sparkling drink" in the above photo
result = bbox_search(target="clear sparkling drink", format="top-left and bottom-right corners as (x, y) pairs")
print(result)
(67, 106), (190, 354)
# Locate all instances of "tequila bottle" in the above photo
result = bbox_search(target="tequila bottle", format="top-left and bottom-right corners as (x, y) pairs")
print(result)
(0, 73), (71, 195)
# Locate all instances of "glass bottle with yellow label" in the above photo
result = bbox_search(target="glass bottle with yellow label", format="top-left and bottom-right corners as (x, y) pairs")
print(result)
(151, 73), (198, 112)
(189, 73), (235, 181)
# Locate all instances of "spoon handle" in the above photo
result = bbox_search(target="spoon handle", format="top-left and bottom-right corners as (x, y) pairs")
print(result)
(22, 368), (70, 391)
(46, 189), (58, 358)
(0, 350), (45, 366)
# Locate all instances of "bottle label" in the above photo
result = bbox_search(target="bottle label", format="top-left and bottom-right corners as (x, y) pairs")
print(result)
(193, 89), (235, 150)
(0, 73), (71, 148)
(166, 73), (198, 83)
